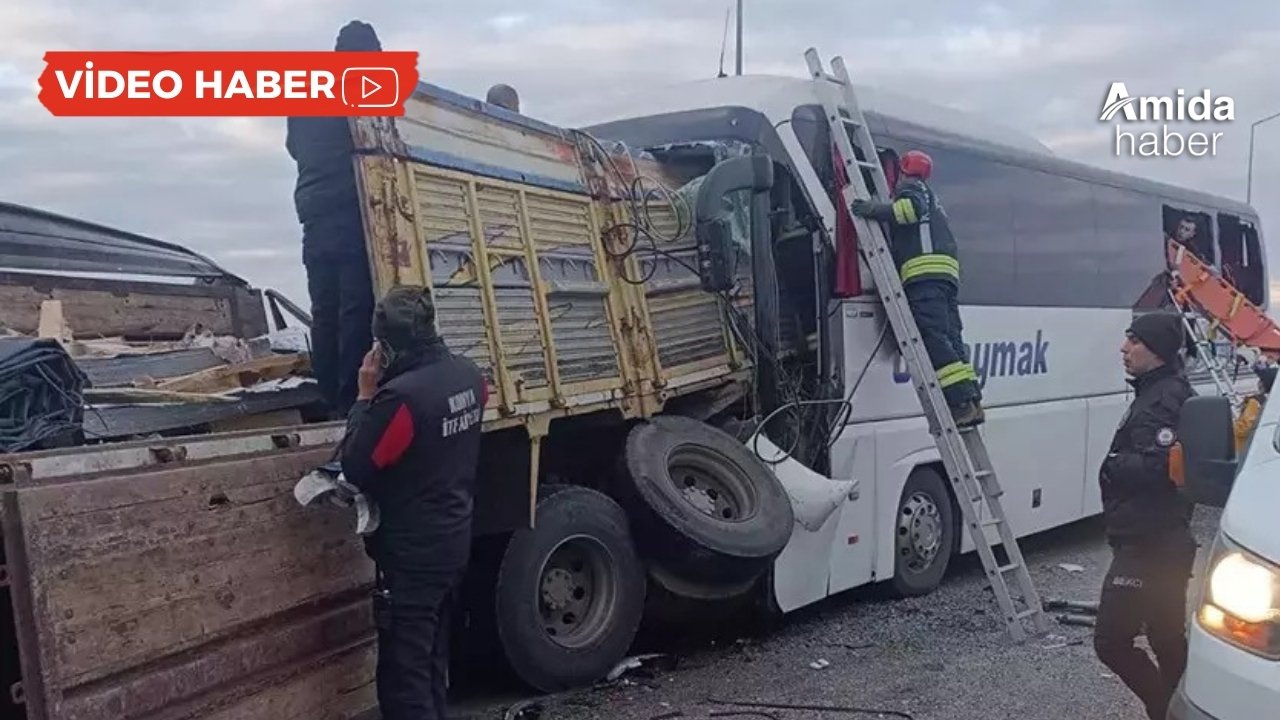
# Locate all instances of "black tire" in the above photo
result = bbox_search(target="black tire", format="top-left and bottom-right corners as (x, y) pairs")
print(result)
(617, 415), (794, 589)
(494, 486), (646, 692)
(889, 467), (956, 597)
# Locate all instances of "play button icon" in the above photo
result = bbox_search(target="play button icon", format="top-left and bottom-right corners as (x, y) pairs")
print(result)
(341, 67), (400, 108)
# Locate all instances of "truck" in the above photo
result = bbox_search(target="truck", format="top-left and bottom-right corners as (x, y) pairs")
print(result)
(2, 48), (1269, 719)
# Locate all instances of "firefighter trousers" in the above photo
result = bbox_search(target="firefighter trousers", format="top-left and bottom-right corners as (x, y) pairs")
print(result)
(372, 566), (461, 720)
(904, 280), (980, 408)
(303, 242), (374, 417)
(1093, 532), (1198, 720)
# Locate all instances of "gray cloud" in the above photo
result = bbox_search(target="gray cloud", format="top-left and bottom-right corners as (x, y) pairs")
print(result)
(2, 1), (1279, 308)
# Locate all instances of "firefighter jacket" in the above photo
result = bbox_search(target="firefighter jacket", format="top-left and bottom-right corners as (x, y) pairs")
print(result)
(852, 178), (959, 286)
(339, 341), (487, 576)
(1099, 363), (1195, 546)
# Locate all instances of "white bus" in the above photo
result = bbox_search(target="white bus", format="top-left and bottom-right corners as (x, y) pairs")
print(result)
(560, 73), (1267, 611)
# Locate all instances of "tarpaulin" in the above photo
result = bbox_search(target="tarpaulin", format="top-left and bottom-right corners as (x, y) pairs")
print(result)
(0, 337), (88, 453)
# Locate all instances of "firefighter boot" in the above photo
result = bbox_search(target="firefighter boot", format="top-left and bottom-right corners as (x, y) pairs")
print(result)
(951, 400), (985, 428)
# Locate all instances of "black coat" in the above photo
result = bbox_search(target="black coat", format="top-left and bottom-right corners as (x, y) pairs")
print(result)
(340, 342), (487, 577)
(285, 116), (364, 255)
(1099, 363), (1195, 545)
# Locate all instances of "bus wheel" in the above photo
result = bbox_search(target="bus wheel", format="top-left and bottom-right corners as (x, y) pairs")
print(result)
(616, 416), (794, 593)
(494, 486), (646, 692)
(890, 467), (956, 597)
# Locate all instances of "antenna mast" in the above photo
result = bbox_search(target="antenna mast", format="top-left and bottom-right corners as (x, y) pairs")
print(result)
(735, 0), (743, 75)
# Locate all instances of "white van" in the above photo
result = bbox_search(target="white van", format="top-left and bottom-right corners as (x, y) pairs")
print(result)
(1172, 392), (1280, 719)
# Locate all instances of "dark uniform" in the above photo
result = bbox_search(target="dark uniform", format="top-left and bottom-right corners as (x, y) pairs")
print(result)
(1094, 311), (1197, 720)
(340, 286), (487, 720)
(850, 151), (982, 422)
(286, 20), (381, 415)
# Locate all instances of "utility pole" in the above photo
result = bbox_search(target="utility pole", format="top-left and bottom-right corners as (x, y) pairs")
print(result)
(1247, 110), (1280, 205)
(735, 0), (743, 75)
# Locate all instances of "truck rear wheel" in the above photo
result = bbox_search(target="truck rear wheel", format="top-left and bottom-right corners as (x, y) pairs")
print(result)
(617, 416), (794, 593)
(889, 467), (956, 597)
(494, 486), (646, 692)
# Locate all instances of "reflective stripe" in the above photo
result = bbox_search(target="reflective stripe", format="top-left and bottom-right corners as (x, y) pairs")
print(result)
(920, 220), (934, 254)
(893, 198), (917, 224)
(901, 254), (959, 281)
(937, 362), (975, 388)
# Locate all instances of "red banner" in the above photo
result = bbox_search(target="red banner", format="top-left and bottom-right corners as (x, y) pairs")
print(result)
(37, 51), (420, 117)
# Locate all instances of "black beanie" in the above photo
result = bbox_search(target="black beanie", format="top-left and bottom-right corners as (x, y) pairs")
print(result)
(1127, 311), (1187, 363)
(373, 285), (438, 352)
(335, 20), (381, 51)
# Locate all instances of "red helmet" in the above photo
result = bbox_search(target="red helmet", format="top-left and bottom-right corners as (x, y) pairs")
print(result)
(900, 150), (933, 179)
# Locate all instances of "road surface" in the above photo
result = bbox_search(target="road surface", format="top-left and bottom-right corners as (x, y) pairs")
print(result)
(456, 507), (1220, 720)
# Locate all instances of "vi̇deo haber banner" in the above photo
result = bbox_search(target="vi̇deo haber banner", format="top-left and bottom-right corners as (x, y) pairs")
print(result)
(37, 51), (420, 116)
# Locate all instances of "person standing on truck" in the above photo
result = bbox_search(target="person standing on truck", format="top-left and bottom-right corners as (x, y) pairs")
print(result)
(1094, 310), (1197, 720)
(285, 20), (382, 416)
(849, 149), (983, 426)
(339, 285), (487, 720)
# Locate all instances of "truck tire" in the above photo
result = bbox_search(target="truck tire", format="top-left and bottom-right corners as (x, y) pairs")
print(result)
(617, 415), (794, 590)
(889, 467), (956, 597)
(494, 486), (646, 692)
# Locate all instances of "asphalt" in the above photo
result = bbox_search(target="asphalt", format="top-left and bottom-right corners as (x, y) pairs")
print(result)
(455, 507), (1223, 720)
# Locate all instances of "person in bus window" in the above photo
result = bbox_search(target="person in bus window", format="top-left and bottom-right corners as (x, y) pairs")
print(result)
(850, 149), (984, 427)
(285, 20), (381, 416)
(1095, 311), (1197, 720)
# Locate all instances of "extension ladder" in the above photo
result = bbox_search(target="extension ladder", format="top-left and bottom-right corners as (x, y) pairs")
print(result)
(1167, 287), (1243, 409)
(804, 48), (1051, 642)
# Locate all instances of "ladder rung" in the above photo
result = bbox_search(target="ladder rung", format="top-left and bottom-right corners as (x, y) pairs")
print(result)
(995, 563), (1020, 574)
(979, 518), (1002, 528)
(974, 469), (992, 478)
(820, 72), (846, 86)
(840, 116), (862, 128)
(1015, 608), (1042, 620)
(853, 160), (878, 169)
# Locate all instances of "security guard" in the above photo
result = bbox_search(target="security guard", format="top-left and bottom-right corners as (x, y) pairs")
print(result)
(850, 149), (983, 426)
(340, 285), (487, 720)
(285, 20), (382, 415)
(1094, 311), (1197, 720)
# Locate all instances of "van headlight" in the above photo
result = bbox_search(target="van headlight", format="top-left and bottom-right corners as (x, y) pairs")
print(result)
(1199, 535), (1280, 659)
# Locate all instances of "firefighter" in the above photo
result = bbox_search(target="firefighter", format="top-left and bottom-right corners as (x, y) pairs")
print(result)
(285, 20), (382, 416)
(339, 285), (487, 720)
(849, 149), (983, 426)
(1233, 363), (1275, 453)
(1094, 311), (1197, 720)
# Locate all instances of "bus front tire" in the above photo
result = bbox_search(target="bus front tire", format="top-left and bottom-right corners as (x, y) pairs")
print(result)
(889, 467), (956, 597)
(494, 486), (646, 693)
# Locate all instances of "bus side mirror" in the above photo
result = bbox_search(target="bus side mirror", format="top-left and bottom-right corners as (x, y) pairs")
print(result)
(1179, 395), (1237, 508)
(693, 155), (773, 293)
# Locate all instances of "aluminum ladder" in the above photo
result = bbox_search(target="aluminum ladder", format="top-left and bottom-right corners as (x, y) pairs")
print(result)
(804, 48), (1051, 642)
(1167, 287), (1243, 409)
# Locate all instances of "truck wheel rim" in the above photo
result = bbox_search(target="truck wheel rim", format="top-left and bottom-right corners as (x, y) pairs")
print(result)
(898, 491), (942, 573)
(667, 446), (756, 522)
(537, 534), (617, 649)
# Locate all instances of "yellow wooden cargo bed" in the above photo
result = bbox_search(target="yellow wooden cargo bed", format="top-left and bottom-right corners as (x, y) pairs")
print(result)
(350, 83), (751, 439)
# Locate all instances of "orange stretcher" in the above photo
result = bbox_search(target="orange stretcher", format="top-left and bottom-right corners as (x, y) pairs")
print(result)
(1166, 239), (1280, 360)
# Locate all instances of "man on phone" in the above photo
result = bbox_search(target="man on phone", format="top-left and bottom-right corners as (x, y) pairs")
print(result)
(339, 285), (487, 720)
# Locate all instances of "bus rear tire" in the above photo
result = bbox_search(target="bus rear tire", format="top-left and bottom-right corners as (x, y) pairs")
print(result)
(889, 467), (956, 597)
(494, 486), (646, 692)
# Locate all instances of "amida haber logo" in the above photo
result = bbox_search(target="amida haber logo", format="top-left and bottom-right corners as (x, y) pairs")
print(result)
(37, 51), (420, 117)
(1100, 82), (1235, 159)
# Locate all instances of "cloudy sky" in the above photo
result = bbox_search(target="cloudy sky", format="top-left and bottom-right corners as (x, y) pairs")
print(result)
(2, 0), (1279, 310)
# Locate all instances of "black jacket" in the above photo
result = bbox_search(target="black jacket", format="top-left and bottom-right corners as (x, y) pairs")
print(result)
(285, 117), (362, 241)
(340, 341), (487, 575)
(856, 178), (960, 286)
(1099, 363), (1195, 545)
